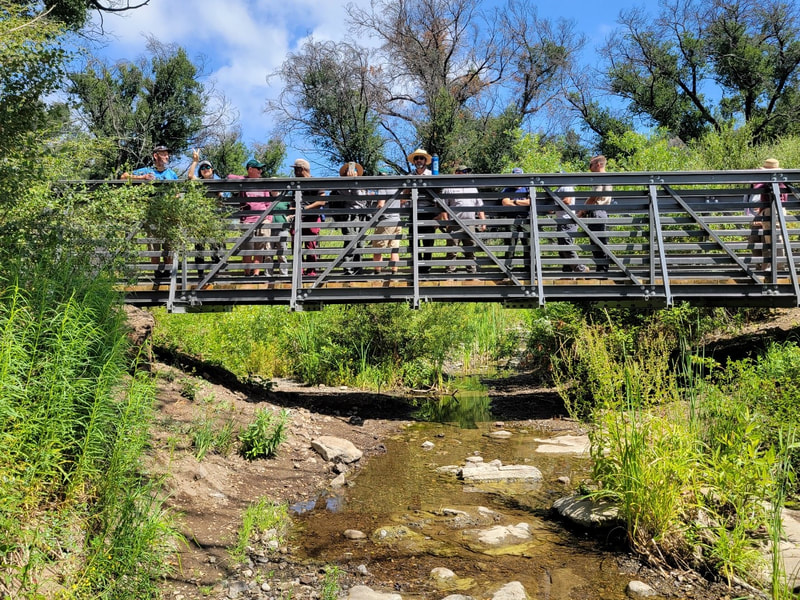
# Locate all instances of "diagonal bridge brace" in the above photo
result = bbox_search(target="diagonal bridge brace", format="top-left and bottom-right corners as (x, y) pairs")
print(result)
(542, 187), (643, 286)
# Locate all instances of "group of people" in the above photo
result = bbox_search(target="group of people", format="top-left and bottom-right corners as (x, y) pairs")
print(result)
(122, 144), (789, 278)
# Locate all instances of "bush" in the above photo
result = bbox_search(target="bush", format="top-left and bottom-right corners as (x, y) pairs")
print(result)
(239, 408), (290, 460)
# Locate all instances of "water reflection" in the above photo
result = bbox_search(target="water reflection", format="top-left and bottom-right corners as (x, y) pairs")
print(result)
(290, 491), (345, 515)
(411, 377), (492, 427)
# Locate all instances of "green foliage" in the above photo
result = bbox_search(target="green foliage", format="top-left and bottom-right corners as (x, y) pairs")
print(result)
(252, 137), (288, 177)
(154, 302), (526, 391)
(604, 0), (800, 145)
(558, 313), (799, 592)
(230, 498), (289, 564)
(272, 39), (385, 174)
(508, 133), (578, 173)
(239, 408), (290, 460)
(522, 303), (586, 381)
(604, 129), (689, 172)
(320, 565), (343, 600)
(450, 107), (524, 175)
(67, 39), (206, 176)
(0, 1), (68, 152)
(0, 270), (176, 598)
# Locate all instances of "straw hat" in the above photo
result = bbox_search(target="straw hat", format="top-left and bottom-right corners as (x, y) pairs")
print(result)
(762, 158), (780, 169)
(339, 162), (364, 176)
(407, 148), (432, 165)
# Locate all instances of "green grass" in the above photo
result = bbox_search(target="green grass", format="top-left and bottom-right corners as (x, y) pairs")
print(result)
(230, 498), (290, 564)
(0, 270), (177, 599)
(555, 313), (800, 597)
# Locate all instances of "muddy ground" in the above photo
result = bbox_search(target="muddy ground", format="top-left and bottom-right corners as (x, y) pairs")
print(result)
(145, 308), (800, 600)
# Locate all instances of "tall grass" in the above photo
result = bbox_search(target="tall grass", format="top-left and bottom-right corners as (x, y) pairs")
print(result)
(0, 265), (176, 599)
(556, 315), (799, 596)
(153, 303), (527, 390)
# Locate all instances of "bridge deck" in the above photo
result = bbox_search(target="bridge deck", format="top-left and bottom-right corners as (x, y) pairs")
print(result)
(102, 169), (800, 311)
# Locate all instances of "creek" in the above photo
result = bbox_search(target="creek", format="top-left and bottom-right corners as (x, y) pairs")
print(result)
(288, 386), (638, 600)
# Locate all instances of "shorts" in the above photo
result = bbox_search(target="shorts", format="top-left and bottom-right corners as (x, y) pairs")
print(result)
(241, 226), (269, 251)
(373, 225), (402, 249)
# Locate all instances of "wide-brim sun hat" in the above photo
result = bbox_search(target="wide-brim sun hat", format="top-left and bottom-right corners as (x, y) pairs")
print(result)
(339, 162), (364, 176)
(407, 148), (432, 165)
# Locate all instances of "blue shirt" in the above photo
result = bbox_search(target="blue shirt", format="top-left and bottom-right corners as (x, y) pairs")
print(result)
(132, 166), (178, 180)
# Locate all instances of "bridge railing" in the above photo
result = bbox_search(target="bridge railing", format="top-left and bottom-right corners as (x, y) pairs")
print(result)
(75, 169), (800, 311)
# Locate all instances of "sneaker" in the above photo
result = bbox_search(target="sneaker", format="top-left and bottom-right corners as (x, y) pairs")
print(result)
(574, 264), (589, 273)
(596, 265), (609, 273)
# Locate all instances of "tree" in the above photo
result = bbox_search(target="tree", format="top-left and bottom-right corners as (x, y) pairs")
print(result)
(269, 40), (385, 174)
(0, 1), (68, 152)
(196, 128), (249, 177)
(13, 0), (151, 30)
(266, 0), (582, 172)
(602, 0), (800, 143)
(67, 38), (207, 175)
(347, 0), (501, 168)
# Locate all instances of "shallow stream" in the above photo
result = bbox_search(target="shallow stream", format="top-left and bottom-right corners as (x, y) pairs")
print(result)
(289, 387), (637, 600)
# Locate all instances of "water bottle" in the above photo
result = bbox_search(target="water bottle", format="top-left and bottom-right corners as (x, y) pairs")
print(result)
(431, 154), (439, 175)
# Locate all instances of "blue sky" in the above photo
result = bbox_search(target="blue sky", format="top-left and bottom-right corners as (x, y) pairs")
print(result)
(86, 0), (644, 173)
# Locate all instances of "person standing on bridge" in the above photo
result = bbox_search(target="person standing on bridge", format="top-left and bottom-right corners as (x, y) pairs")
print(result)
(407, 148), (437, 273)
(291, 158), (326, 277)
(442, 165), (485, 274)
(372, 167), (403, 275)
(228, 159), (272, 277)
(329, 162), (368, 276)
(579, 155), (612, 273)
(749, 158), (789, 272)
(187, 149), (228, 276)
(121, 145), (179, 275)
(121, 145), (178, 182)
(501, 167), (532, 266)
(555, 184), (588, 273)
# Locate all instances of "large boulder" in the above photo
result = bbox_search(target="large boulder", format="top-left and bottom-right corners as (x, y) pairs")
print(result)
(311, 436), (363, 464)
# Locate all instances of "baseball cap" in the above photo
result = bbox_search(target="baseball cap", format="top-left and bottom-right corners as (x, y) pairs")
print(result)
(198, 160), (213, 171)
(153, 145), (169, 153)
(511, 167), (523, 174)
(246, 159), (266, 169)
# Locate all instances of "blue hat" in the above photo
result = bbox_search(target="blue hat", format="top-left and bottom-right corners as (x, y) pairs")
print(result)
(511, 167), (523, 174)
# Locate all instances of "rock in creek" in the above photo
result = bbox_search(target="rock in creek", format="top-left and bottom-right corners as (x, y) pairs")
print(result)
(552, 494), (621, 528)
(311, 436), (363, 464)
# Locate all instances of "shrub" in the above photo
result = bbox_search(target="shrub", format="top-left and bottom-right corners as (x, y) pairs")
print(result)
(238, 408), (290, 460)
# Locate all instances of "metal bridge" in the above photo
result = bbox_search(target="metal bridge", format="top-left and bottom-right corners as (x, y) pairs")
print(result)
(110, 169), (800, 312)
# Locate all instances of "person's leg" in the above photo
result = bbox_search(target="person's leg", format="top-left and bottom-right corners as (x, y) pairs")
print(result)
(373, 227), (388, 273)
(445, 226), (458, 273)
(276, 229), (290, 276)
(463, 225), (477, 273)
(558, 222), (584, 272)
(589, 209), (609, 272)
(341, 215), (365, 275)
(302, 217), (320, 275)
